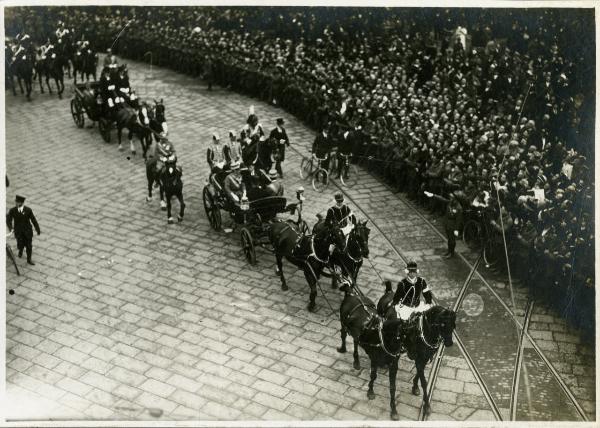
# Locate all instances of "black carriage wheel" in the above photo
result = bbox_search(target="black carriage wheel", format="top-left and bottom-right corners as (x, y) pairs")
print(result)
(98, 118), (111, 142)
(312, 168), (329, 192)
(300, 157), (313, 180)
(203, 187), (221, 231)
(462, 220), (480, 251)
(70, 99), (85, 128)
(340, 163), (358, 188)
(240, 227), (256, 265)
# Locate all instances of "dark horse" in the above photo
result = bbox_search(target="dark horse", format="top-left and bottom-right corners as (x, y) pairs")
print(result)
(138, 99), (167, 159)
(44, 51), (65, 98)
(159, 160), (185, 224)
(11, 51), (34, 101)
(109, 99), (147, 155)
(337, 281), (456, 419)
(268, 220), (346, 312)
(73, 47), (98, 84)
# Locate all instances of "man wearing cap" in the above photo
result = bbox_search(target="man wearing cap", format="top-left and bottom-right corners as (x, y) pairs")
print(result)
(392, 260), (433, 309)
(325, 192), (355, 231)
(6, 195), (41, 266)
(269, 118), (290, 178)
(312, 126), (333, 175)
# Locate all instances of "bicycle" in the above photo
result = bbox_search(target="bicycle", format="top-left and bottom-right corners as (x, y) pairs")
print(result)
(462, 208), (501, 268)
(329, 151), (359, 188)
(300, 152), (330, 192)
(6, 232), (20, 276)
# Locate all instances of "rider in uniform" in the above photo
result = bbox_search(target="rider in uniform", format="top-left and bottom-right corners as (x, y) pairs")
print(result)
(325, 192), (355, 231)
(269, 118), (290, 178)
(240, 106), (265, 148)
(155, 137), (177, 184)
(392, 260), (433, 313)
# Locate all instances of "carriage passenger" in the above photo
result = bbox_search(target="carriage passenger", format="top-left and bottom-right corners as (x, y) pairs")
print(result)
(224, 130), (243, 169)
(223, 161), (246, 206)
(207, 133), (227, 180)
(117, 64), (132, 104)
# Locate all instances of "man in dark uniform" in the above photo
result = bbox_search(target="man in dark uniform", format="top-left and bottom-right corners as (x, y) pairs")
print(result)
(269, 118), (290, 178)
(312, 125), (333, 172)
(392, 260), (433, 308)
(425, 190), (464, 258)
(6, 195), (41, 266)
(325, 192), (355, 230)
(335, 127), (354, 179)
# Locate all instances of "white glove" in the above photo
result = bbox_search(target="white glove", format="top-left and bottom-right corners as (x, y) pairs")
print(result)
(424, 191), (433, 197)
(328, 244), (335, 254)
(454, 230), (459, 237)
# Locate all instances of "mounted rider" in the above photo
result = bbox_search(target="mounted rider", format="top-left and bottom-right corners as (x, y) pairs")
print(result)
(155, 137), (177, 181)
(240, 105), (265, 147)
(13, 33), (35, 61)
(391, 260), (433, 320)
(325, 192), (356, 235)
(55, 21), (70, 41)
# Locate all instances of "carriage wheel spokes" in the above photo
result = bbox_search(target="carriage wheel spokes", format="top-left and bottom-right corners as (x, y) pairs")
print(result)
(240, 227), (256, 265)
(312, 168), (329, 192)
(202, 187), (221, 231)
(300, 156), (313, 180)
(98, 118), (111, 142)
(462, 220), (480, 251)
(70, 99), (85, 128)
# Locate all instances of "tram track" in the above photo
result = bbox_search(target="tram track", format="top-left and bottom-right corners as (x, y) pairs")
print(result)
(285, 145), (503, 421)
(343, 163), (589, 421)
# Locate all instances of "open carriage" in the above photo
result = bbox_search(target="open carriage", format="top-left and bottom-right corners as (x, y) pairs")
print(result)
(70, 81), (112, 142)
(202, 174), (309, 264)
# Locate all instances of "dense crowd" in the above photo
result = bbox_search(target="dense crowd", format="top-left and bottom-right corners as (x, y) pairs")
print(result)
(6, 6), (594, 332)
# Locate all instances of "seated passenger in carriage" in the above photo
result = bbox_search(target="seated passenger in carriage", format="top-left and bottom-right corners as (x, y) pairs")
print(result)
(207, 133), (228, 183)
(99, 66), (124, 112)
(241, 163), (282, 201)
(116, 64), (133, 105)
(223, 161), (246, 207)
(103, 48), (118, 70)
(224, 130), (243, 170)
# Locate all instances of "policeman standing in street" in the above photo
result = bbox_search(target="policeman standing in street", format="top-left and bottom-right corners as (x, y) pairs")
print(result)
(6, 195), (41, 266)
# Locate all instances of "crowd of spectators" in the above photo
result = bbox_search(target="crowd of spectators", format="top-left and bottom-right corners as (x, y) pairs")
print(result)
(6, 6), (595, 333)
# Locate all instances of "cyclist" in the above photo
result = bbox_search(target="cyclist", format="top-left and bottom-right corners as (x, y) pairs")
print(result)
(335, 127), (354, 179)
(312, 125), (333, 182)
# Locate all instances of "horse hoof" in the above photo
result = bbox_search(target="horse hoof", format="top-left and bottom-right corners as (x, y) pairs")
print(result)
(281, 284), (288, 291)
(168, 217), (174, 224)
(423, 404), (431, 416)
(412, 386), (420, 396)
(177, 215), (183, 223)
(390, 412), (399, 421)
(118, 145), (123, 151)
(307, 303), (316, 312)
(367, 391), (375, 400)
(353, 361), (361, 370)
(146, 196), (152, 202)
(336, 346), (346, 354)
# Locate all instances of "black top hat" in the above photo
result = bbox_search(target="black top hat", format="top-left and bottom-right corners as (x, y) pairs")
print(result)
(15, 195), (25, 203)
(276, 118), (285, 125)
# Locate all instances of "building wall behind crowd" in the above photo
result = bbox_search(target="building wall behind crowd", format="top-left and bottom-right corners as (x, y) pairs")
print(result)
(4, 6), (595, 337)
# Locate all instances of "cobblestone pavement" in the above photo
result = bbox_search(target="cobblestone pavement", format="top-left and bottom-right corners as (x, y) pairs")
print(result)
(4, 56), (594, 422)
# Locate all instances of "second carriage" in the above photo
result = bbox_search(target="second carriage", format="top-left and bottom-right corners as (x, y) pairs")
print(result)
(70, 81), (114, 142)
(202, 173), (309, 264)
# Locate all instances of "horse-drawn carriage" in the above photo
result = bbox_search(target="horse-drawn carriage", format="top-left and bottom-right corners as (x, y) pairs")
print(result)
(70, 81), (113, 140)
(202, 172), (309, 265)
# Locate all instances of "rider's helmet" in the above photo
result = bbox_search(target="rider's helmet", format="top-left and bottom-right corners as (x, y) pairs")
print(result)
(405, 260), (419, 274)
(334, 192), (344, 203)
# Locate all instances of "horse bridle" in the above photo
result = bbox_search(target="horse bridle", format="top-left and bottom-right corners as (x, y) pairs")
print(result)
(419, 311), (444, 349)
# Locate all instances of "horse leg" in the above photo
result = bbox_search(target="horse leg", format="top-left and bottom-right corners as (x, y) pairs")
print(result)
(177, 191), (185, 222)
(275, 254), (287, 291)
(412, 372), (420, 395)
(303, 268), (317, 312)
(17, 76), (24, 94)
(352, 341), (361, 370)
(56, 78), (62, 99)
(37, 71), (44, 93)
(337, 325), (347, 353)
(389, 359), (399, 420)
(117, 127), (123, 151)
(159, 184), (166, 210)
(367, 360), (377, 400)
(417, 360), (431, 415)
(26, 78), (32, 101)
(166, 193), (174, 223)
(128, 129), (135, 155)
(45, 74), (52, 93)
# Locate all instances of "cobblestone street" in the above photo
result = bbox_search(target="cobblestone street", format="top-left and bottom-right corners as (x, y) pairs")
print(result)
(4, 56), (595, 422)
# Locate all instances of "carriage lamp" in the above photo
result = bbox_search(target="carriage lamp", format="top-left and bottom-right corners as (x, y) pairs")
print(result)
(296, 187), (305, 202)
(240, 193), (249, 211)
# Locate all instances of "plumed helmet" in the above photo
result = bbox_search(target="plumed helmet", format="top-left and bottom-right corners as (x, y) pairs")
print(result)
(405, 260), (418, 273)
